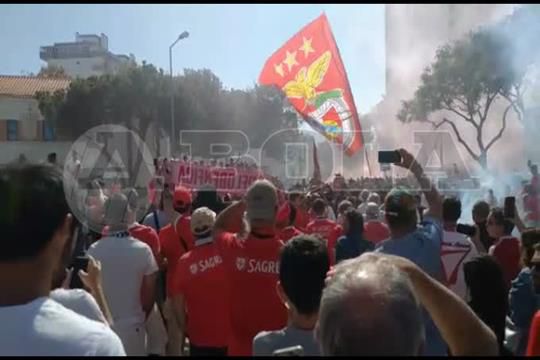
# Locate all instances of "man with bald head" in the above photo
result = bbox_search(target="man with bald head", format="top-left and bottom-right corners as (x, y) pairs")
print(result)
(88, 193), (159, 355)
(317, 253), (498, 356)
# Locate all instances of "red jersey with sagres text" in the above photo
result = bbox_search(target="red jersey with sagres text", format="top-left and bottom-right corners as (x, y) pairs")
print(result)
(170, 240), (229, 348)
(215, 232), (287, 356)
(306, 218), (342, 264)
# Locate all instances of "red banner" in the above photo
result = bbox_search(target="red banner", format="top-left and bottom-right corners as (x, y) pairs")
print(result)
(171, 161), (265, 195)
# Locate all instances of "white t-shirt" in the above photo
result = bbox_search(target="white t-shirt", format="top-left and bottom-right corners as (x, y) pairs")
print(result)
(326, 205), (336, 221)
(441, 230), (479, 300)
(88, 235), (158, 326)
(0, 297), (125, 356)
(50, 288), (106, 324)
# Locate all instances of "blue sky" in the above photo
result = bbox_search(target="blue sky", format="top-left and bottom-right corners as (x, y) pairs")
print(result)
(0, 4), (385, 113)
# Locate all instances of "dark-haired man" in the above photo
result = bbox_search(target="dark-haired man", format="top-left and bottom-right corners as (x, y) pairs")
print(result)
(0, 164), (124, 356)
(440, 197), (478, 300)
(254, 235), (329, 355)
(306, 198), (342, 265)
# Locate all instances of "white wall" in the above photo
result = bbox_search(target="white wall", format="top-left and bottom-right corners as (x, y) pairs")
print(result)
(0, 141), (72, 164)
(0, 96), (42, 140)
(0, 96), (42, 121)
(47, 57), (106, 79)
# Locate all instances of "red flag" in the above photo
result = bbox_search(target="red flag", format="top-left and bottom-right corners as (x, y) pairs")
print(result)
(259, 13), (363, 156)
(312, 138), (321, 182)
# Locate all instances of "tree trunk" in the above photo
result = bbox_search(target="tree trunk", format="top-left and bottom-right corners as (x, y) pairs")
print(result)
(478, 152), (488, 170)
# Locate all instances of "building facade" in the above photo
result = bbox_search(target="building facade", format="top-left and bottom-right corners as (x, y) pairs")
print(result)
(0, 75), (71, 141)
(40, 33), (136, 79)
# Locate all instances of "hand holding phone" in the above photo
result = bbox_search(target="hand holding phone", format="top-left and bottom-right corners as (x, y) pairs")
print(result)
(378, 150), (401, 164)
(69, 256), (90, 289)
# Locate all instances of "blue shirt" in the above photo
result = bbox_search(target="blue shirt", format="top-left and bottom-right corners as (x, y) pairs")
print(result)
(142, 209), (170, 233)
(376, 216), (447, 356)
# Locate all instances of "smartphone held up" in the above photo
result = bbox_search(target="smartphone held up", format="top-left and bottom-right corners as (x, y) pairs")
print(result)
(378, 150), (402, 164)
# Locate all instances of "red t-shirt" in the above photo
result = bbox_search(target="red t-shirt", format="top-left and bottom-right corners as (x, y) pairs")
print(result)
(170, 240), (230, 348)
(215, 232), (287, 356)
(159, 215), (195, 296)
(527, 310), (540, 356)
(306, 218), (342, 264)
(129, 223), (160, 260)
(532, 175), (539, 192)
(490, 236), (521, 289)
(295, 208), (310, 232)
(279, 226), (302, 242)
(276, 203), (309, 232)
(364, 221), (390, 245)
(525, 194), (540, 222)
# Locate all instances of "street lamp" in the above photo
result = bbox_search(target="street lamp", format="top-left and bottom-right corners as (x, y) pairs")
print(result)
(169, 31), (189, 157)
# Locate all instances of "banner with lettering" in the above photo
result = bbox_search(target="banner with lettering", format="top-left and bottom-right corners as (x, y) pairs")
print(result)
(171, 161), (265, 195)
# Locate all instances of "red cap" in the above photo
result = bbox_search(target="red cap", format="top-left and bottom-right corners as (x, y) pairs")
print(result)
(173, 186), (192, 207)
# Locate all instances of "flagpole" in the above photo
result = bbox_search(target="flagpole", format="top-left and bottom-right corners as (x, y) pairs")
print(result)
(364, 147), (373, 177)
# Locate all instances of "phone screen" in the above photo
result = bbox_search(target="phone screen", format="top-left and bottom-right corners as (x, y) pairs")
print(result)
(378, 150), (401, 164)
(69, 256), (89, 289)
(504, 196), (516, 219)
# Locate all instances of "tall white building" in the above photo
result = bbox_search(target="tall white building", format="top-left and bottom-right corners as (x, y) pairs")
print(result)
(40, 33), (136, 79)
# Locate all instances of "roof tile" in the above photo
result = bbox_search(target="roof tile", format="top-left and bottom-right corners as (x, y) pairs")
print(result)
(0, 75), (71, 98)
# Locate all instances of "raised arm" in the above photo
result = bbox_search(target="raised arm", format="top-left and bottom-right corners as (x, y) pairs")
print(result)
(213, 200), (247, 236)
(389, 254), (498, 356)
(78, 256), (114, 326)
(395, 149), (442, 221)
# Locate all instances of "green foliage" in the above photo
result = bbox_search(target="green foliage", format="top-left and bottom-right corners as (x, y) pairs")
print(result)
(34, 63), (297, 159)
(398, 28), (522, 169)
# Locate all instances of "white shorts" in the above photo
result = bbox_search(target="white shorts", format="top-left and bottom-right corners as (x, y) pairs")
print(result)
(112, 322), (146, 356)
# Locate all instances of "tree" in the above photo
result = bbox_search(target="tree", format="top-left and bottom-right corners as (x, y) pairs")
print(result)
(35, 63), (299, 166)
(37, 65), (70, 79)
(398, 30), (520, 169)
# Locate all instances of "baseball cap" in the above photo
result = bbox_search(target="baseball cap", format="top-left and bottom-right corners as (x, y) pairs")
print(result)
(365, 202), (380, 220)
(173, 186), (192, 207)
(191, 207), (216, 235)
(245, 180), (277, 221)
(384, 189), (417, 218)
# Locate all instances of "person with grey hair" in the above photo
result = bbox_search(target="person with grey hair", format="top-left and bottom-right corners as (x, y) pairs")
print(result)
(367, 192), (381, 206)
(363, 202), (390, 245)
(317, 253), (498, 356)
(213, 180), (287, 356)
(88, 193), (159, 355)
(357, 189), (370, 213)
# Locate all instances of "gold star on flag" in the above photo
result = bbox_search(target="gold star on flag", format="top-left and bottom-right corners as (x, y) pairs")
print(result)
(283, 50), (298, 72)
(274, 63), (284, 77)
(299, 37), (315, 58)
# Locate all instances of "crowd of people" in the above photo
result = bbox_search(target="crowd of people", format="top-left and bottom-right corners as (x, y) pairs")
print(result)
(2, 147), (540, 356)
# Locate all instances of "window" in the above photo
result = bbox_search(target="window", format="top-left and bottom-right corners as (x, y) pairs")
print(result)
(7, 120), (18, 141)
(42, 121), (55, 141)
